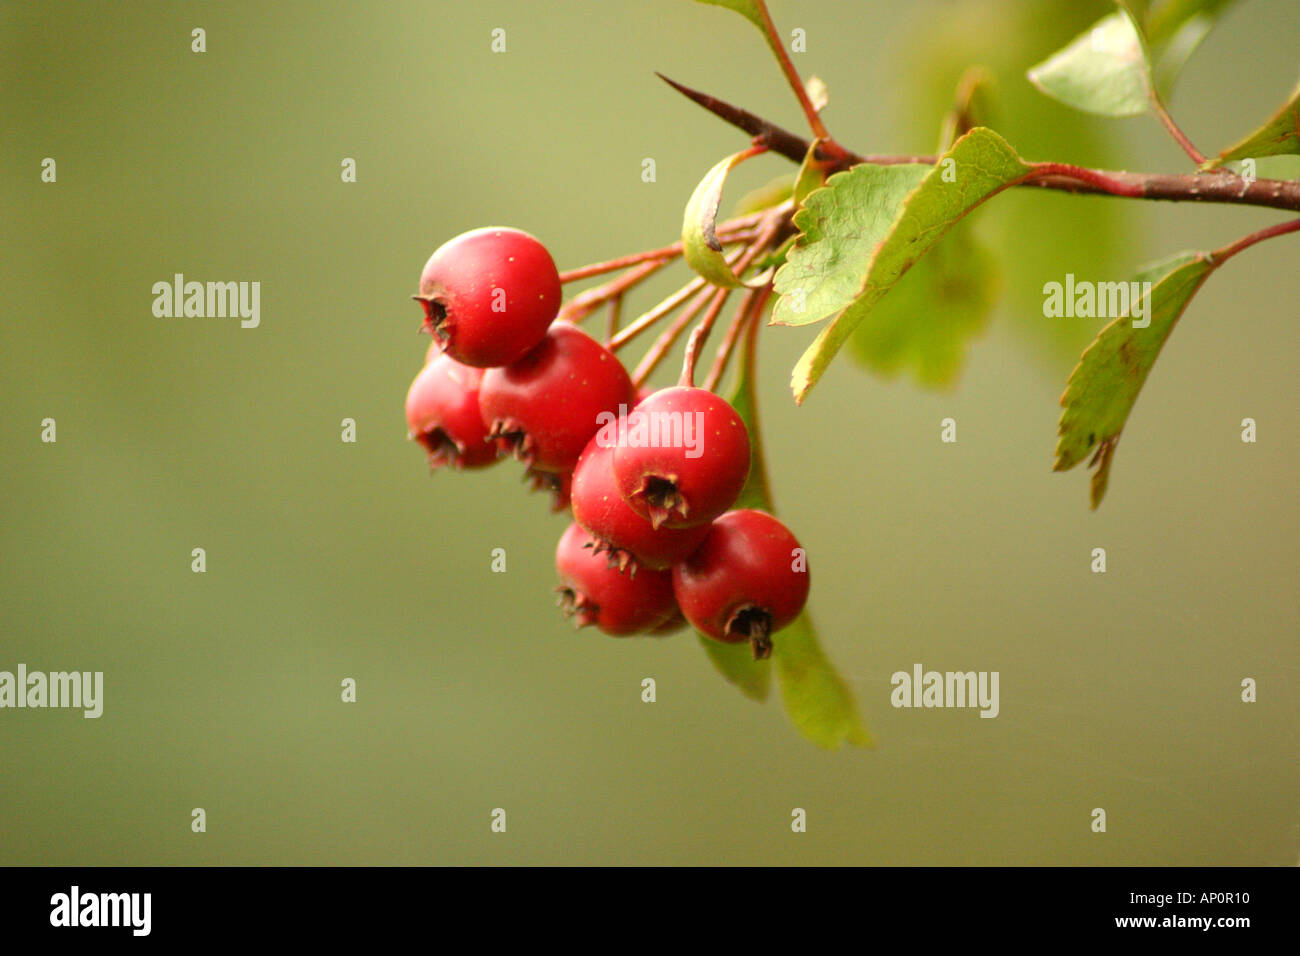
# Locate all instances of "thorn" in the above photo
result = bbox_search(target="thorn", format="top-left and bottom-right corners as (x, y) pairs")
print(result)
(655, 72), (842, 168)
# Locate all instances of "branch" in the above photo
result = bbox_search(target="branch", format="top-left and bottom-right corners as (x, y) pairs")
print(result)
(746, 0), (836, 149)
(659, 74), (1300, 213)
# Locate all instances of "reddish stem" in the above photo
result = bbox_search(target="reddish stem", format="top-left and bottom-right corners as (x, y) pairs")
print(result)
(1212, 217), (1300, 265)
(630, 286), (717, 388)
(609, 276), (708, 353)
(677, 210), (783, 386)
(1024, 163), (1146, 198)
(1149, 89), (1207, 166)
(750, 0), (833, 146)
(703, 284), (771, 393)
(557, 215), (762, 283)
(605, 294), (623, 342)
(559, 259), (669, 324)
(679, 288), (732, 387)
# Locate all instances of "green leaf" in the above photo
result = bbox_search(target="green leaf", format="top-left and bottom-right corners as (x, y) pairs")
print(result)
(771, 163), (929, 329)
(776, 127), (1031, 403)
(1054, 251), (1216, 507)
(1203, 77), (1300, 167)
(692, 0), (766, 34)
(774, 612), (873, 749)
(1027, 10), (1151, 117)
(698, 636), (770, 701)
(693, 305), (871, 747)
(683, 149), (770, 289)
(848, 223), (999, 388)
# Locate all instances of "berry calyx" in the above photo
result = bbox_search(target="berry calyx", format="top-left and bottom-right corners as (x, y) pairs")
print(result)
(404, 353), (499, 470)
(414, 227), (561, 368)
(648, 608), (688, 636)
(612, 386), (750, 529)
(524, 466), (572, 513)
(571, 435), (710, 572)
(671, 509), (809, 660)
(555, 523), (676, 635)
(480, 323), (635, 474)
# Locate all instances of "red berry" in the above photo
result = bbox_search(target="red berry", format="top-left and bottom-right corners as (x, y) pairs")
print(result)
(404, 353), (498, 470)
(672, 509), (809, 660)
(612, 386), (750, 529)
(571, 435), (710, 571)
(480, 323), (634, 474)
(414, 227), (561, 368)
(555, 523), (676, 635)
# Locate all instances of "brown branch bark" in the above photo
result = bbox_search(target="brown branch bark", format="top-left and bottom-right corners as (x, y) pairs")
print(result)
(658, 74), (1300, 213)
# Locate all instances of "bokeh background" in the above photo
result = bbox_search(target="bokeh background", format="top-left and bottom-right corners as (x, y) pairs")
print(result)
(1, 0), (1296, 865)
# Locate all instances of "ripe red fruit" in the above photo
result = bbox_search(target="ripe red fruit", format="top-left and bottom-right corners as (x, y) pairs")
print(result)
(672, 509), (809, 660)
(555, 523), (676, 635)
(413, 227), (561, 368)
(405, 353), (498, 470)
(479, 323), (635, 474)
(571, 436), (710, 571)
(612, 386), (750, 529)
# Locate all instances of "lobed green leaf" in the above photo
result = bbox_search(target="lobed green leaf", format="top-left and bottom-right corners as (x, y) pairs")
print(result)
(1054, 251), (1216, 507)
(776, 127), (1031, 403)
(772, 163), (930, 329)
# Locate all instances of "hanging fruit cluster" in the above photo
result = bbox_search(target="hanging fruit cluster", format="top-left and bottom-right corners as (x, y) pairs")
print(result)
(403, 224), (808, 659)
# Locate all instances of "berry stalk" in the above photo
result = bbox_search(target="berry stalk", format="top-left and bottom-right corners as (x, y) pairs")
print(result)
(629, 284), (718, 387)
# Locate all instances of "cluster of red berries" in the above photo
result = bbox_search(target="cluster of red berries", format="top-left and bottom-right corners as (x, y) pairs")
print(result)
(404, 227), (809, 658)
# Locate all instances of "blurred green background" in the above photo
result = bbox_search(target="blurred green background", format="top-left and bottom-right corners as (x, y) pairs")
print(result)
(1, 0), (1296, 865)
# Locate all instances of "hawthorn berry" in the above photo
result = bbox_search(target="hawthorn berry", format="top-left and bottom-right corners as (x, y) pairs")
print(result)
(612, 386), (750, 529)
(404, 352), (498, 470)
(479, 323), (635, 474)
(413, 227), (561, 368)
(555, 522), (676, 636)
(672, 509), (809, 660)
(571, 435), (710, 572)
